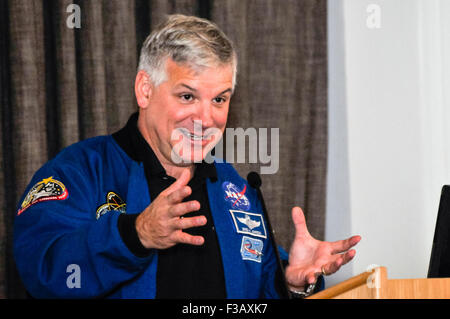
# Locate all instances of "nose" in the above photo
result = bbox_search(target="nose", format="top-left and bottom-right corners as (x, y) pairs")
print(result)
(193, 99), (214, 129)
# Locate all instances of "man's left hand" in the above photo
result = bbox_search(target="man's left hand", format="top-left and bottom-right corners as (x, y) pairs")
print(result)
(284, 206), (361, 291)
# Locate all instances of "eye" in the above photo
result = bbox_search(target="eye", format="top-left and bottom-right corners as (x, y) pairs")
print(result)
(180, 93), (194, 102)
(213, 96), (227, 104)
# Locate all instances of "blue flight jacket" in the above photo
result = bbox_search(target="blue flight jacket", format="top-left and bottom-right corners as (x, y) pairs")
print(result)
(13, 135), (284, 299)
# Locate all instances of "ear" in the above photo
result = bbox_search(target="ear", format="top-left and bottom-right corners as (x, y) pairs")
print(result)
(135, 70), (153, 109)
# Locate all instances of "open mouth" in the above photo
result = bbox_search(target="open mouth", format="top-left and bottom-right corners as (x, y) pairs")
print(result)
(185, 131), (205, 141)
(170, 127), (223, 163)
(179, 128), (213, 144)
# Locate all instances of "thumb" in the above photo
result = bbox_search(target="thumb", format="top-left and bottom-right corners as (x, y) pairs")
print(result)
(291, 206), (311, 238)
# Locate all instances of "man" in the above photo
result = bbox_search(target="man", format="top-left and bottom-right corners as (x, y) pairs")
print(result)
(13, 14), (360, 298)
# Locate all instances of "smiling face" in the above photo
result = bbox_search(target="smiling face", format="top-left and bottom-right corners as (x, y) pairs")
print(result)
(136, 58), (233, 171)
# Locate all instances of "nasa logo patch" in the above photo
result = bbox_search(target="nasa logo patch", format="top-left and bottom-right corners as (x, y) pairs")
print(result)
(240, 236), (263, 263)
(222, 181), (251, 211)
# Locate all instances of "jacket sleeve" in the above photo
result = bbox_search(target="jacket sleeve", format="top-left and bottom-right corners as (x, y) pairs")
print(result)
(13, 160), (155, 298)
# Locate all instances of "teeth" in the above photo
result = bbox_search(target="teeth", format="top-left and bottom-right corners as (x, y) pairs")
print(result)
(183, 131), (204, 140)
(189, 133), (203, 140)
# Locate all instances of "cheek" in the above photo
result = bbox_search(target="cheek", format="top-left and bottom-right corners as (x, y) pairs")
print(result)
(152, 92), (190, 125)
(213, 106), (229, 129)
(166, 107), (193, 127)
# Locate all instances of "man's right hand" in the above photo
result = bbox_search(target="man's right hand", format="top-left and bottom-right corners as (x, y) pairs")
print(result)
(135, 169), (207, 249)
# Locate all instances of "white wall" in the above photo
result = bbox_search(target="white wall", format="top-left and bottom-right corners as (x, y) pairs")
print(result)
(326, 0), (450, 287)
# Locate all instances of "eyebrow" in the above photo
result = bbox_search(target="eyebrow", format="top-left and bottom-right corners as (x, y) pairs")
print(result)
(178, 83), (232, 96)
(217, 88), (233, 95)
(179, 83), (197, 92)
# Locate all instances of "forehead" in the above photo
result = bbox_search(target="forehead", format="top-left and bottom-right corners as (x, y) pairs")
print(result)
(164, 58), (233, 91)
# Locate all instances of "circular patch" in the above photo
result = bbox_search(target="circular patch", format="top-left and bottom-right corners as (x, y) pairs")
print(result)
(222, 181), (251, 211)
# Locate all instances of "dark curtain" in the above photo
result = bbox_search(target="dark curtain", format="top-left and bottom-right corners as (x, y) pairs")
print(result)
(0, 0), (327, 298)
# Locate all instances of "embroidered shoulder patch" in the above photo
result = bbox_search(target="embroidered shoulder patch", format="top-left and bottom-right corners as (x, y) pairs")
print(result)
(17, 176), (68, 215)
(96, 191), (126, 219)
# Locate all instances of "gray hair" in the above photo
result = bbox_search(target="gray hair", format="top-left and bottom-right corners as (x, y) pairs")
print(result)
(137, 14), (237, 90)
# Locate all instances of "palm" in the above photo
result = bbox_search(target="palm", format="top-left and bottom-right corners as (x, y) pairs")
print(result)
(285, 207), (361, 289)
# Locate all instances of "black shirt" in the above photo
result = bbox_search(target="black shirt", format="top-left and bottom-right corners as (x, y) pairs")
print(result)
(113, 113), (227, 299)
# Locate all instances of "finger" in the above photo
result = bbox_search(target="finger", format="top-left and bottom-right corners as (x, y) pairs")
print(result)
(306, 271), (321, 285)
(168, 200), (200, 218)
(329, 257), (344, 274)
(291, 206), (311, 238)
(167, 185), (192, 204)
(340, 249), (356, 265)
(320, 261), (339, 277)
(323, 250), (356, 276)
(162, 169), (191, 196)
(331, 235), (361, 254)
(173, 231), (204, 246)
(173, 215), (207, 230)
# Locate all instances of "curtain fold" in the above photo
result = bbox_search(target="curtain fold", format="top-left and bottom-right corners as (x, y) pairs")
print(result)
(0, 0), (327, 298)
(76, 0), (108, 139)
(53, 0), (80, 149)
(103, 0), (138, 133)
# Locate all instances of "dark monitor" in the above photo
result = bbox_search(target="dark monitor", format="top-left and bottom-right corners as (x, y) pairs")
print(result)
(428, 185), (450, 278)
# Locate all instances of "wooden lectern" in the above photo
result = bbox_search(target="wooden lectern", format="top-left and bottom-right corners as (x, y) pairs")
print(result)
(307, 267), (450, 299)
